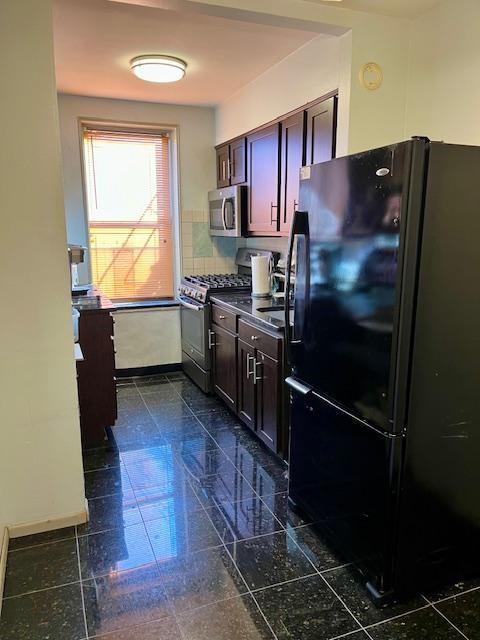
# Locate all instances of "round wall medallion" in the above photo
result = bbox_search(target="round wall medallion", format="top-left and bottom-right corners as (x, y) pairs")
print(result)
(359, 62), (383, 91)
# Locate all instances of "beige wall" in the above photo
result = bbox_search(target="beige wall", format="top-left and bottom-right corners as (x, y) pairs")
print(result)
(0, 0), (85, 530)
(215, 35), (341, 144)
(113, 307), (181, 369)
(405, 0), (480, 145)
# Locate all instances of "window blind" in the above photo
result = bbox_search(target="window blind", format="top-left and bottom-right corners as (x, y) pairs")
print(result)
(82, 127), (173, 301)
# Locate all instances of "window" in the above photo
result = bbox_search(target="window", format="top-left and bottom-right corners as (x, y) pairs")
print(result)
(82, 125), (174, 301)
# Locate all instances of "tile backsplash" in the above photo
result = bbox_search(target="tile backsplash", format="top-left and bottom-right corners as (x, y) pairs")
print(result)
(181, 210), (236, 275)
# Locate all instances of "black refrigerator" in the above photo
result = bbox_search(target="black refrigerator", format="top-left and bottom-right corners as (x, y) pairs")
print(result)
(285, 138), (480, 602)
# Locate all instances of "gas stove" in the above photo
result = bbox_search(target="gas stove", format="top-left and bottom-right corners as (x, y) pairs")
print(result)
(179, 273), (252, 304)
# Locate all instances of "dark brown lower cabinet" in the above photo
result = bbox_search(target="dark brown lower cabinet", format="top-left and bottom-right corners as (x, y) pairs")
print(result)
(255, 350), (280, 451)
(211, 307), (285, 457)
(211, 323), (237, 411)
(237, 339), (256, 430)
(76, 308), (117, 448)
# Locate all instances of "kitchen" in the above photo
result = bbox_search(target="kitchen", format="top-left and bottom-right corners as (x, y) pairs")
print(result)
(1, 1), (480, 640)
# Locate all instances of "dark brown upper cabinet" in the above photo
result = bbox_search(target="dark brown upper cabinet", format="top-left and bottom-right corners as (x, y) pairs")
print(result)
(279, 111), (305, 236)
(215, 92), (337, 237)
(229, 137), (246, 185)
(216, 143), (230, 188)
(215, 137), (246, 188)
(246, 123), (280, 234)
(305, 95), (337, 166)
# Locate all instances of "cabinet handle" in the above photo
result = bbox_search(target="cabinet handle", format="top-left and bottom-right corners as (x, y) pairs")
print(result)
(219, 315), (226, 320)
(222, 160), (226, 182)
(246, 353), (254, 380)
(208, 329), (217, 349)
(270, 202), (278, 225)
(251, 335), (258, 341)
(253, 359), (262, 384)
(227, 158), (232, 180)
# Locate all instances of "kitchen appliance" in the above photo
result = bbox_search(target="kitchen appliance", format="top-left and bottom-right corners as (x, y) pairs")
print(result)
(208, 185), (246, 237)
(179, 248), (276, 391)
(68, 243), (90, 296)
(285, 138), (480, 602)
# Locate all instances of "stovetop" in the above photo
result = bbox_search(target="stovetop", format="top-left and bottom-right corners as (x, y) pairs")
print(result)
(179, 273), (252, 304)
(184, 273), (252, 288)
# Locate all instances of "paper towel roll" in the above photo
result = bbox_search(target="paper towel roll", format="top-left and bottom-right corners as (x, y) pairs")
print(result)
(251, 255), (271, 298)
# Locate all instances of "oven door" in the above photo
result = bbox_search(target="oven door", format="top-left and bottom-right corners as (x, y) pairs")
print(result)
(208, 186), (244, 237)
(179, 296), (210, 370)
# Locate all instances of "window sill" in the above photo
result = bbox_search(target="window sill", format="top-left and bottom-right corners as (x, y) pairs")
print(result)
(113, 299), (179, 311)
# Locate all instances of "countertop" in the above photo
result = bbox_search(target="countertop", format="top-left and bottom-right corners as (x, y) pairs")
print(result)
(210, 293), (293, 332)
(71, 285), (115, 312)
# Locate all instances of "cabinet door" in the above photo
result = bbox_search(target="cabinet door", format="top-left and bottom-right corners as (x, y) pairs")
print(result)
(237, 339), (256, 430)
(279, 111), (305, 235)
(305, 96), (337, 166)
(212, 323), (237, 410)
(247, 124), (280, 233)
(230, 137), (246, 185)
(216, 144), (230, 188)
(255, 350), (280, 451)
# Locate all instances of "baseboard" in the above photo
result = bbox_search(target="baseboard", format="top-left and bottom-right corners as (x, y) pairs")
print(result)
(0, 525), (10, 615)
(116, 363), (182, 378)
(8, 502), (89, 539)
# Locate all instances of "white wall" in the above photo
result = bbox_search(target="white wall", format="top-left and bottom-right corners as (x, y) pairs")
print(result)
(57, 94), (236, 368)
(215, 34), (341, 143)
(114, 307), (181, 369)
(0, 0), (85, 530)
(405, 0), (480, 145)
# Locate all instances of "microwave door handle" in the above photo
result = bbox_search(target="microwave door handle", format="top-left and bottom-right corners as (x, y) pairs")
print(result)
(285, 209), (309, 365)
(221, 197), (227, 231)
(224, 199), (234, 229)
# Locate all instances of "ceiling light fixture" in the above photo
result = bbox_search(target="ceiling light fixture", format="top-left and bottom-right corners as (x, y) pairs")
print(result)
(130, 55), (187, 83)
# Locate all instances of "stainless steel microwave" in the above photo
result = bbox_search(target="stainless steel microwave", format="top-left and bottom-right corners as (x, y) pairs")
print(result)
(208, 185), (246, 237)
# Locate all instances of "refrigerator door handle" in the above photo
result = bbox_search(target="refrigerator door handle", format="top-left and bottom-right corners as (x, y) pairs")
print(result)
(285, 376), (312, 396)
(285, 209), (309, 363)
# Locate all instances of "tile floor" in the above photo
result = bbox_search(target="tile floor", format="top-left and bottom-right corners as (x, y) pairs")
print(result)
(1, 372), (479, 639)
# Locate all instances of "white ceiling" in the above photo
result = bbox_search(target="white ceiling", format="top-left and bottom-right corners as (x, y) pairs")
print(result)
(303, 0), (443, 19)
(53, 0), (316, 106)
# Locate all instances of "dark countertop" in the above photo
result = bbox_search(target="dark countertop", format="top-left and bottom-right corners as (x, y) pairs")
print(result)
(71, 286), (115, 312)
(210, 293), (293, 332)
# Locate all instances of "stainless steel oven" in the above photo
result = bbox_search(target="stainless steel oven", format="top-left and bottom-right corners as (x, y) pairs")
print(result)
(179, 295), (212, 393)
(208, 185), (246, 237)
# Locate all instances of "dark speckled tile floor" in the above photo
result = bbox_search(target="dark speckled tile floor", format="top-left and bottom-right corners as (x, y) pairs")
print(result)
(1, 372), (479, 640)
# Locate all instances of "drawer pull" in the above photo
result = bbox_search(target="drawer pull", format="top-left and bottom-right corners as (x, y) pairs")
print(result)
(251, 335), (258, 341)
(246, 353), (255, 380)
(253, 359), (263, 384)
(219, 315), (226, 320)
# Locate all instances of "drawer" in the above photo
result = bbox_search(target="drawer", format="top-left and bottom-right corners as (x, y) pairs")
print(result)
(211, 303), (237, 333)
(238, 318), (282, 361)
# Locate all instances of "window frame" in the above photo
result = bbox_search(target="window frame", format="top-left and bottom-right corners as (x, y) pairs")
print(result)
(78, 117), (181, 305)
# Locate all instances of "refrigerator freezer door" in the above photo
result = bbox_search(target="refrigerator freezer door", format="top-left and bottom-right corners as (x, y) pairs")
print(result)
(291, 142), (410, 431)
(288, 388), (402, 594)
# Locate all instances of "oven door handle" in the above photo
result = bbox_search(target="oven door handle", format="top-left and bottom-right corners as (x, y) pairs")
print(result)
(221, 197), (227, 230)
(178, 295), (202, 311)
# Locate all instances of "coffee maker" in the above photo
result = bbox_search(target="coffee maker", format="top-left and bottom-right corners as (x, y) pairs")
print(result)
(68, 244), (89, 296)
